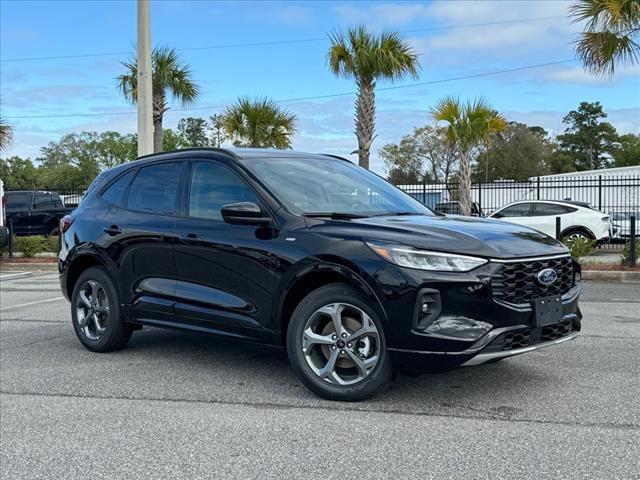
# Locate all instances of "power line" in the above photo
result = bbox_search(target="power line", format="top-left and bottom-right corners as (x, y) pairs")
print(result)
(0, 15), (565, 63)
(3, 59), (575, 120)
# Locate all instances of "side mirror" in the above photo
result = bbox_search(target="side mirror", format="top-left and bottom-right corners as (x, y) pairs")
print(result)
(221, 202), (271, 226)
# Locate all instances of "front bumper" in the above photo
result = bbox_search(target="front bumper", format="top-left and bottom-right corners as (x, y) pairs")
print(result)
(373, 256), (582, 372)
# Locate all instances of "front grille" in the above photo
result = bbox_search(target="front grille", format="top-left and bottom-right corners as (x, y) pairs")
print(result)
(541, 320), (573, 341)
(491, 256), (574, 305)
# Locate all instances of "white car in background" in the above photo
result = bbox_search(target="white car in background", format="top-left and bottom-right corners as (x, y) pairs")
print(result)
(489, 200), (611, 244)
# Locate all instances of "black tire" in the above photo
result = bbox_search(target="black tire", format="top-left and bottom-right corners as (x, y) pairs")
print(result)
(561, 228), (592, 242)
(48, 226), (60, 237)
(286, 283), (394, 401)
(71, 266), (131, 352)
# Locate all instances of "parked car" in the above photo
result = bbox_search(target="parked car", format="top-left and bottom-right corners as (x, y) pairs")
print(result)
(489, 200), (610, 244)
(59, 149), (582, 401)
(611, 211), (638, 239)
(435, 201), (484, 217)
(5, 190), (74, 236)
(0, 179), (8, 248)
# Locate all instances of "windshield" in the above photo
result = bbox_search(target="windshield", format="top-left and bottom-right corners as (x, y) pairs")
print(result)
(242, 156), (432, 217)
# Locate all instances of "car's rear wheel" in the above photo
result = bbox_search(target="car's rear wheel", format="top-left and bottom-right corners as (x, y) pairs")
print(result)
(286, 283), (393, 401)
(71, 266), (131, 352)
(562, 228), (592, 243)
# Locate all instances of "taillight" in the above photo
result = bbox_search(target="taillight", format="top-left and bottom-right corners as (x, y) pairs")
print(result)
(60, 215), (74, 233)
(1, 195), (6, 226)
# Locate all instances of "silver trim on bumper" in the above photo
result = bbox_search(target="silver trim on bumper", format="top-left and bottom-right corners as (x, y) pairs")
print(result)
(461, 330), (579, 366)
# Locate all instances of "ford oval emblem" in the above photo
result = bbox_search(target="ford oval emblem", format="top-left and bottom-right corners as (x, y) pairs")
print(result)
(537, 268), (558, 286)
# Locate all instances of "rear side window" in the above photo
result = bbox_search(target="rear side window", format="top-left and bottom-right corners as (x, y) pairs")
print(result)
(498, 203), (532, 217)
(127, 162), (182, 215)
(6, 193), (28, 210)
(188, 161), (259, 221)
(533, 203), (575, 216)
(102, 170), (135, 207)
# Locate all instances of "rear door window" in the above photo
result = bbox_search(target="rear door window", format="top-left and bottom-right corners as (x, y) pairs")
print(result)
(533, 203), (574, 216)
(33, 193), (55, 210)
(127, 162), (182, 215)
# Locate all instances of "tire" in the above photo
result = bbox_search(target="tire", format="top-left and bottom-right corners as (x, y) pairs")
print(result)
(70, 266), (131, 352)
(48, 226), (60, 237)
(286, 283), (393, 401)
(561, 228), (592, 243)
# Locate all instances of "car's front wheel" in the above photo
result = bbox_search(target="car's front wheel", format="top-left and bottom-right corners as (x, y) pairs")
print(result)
(286, 283), (393, 401)
(71, 266), (131, 352)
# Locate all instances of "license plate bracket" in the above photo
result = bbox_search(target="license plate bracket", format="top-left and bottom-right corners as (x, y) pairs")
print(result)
(533, 295), (563, 327)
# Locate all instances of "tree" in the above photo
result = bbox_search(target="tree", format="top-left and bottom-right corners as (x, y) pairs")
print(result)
(571, 0), (640, 77)
(0, 115), (12, 153)
(117, 46), (199, 153)
(94, 131), (137, 169)
(177, 117), (210, 147)
(613, 133), (640, 166)
(222, 97), (297, 149)
(328, 26), (420, 169)
(0, 156), (41, 188)
(162, 128), (185, 151)
(430, 97), (507, 215)
(474, 122), (552, 181)
(209, 114), (227, 148)
(379, 126), (458, 184)
(557, 101), (619, 170)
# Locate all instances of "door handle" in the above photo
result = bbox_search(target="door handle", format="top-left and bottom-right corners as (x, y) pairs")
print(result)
(103, 225), (122, 236)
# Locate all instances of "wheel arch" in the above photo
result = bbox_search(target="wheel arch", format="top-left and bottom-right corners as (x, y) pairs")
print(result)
(276, 262), (387, 346)
(65, 250), (118, 301)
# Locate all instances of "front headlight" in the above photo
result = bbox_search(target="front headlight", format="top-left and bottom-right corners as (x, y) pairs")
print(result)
(366, 242), (488, 272)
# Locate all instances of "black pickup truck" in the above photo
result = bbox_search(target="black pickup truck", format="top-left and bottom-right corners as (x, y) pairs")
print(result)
(5, 191), (74, 236)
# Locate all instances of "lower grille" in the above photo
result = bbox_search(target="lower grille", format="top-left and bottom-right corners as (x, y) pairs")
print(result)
(541, 320), (573, 341)
(503, 331), (531, 350)
(491, 256), (574, 305)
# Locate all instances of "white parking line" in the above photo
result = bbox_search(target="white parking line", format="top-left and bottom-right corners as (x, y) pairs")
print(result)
(0, 296), (66, 311)
(0, 272), (32, 280)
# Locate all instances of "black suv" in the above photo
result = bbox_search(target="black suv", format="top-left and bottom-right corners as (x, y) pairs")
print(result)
(59, 149), (582, 401)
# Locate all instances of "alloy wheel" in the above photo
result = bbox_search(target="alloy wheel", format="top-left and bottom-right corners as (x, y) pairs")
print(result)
(301, 303), (380, 386)
(75, 280), (110, 341)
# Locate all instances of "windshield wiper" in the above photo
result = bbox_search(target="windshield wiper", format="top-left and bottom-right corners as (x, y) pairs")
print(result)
(302, 212), (369, 220)
(370, 211), (420, 217)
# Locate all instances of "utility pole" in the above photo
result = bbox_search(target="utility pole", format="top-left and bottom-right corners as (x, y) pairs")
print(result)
(137, 0), (153, 156)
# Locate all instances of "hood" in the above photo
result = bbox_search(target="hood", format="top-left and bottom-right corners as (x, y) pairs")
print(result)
(312, 214), (568, 259)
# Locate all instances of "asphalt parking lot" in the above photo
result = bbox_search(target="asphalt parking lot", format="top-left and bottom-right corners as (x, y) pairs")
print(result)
(1, 271), (639, 479)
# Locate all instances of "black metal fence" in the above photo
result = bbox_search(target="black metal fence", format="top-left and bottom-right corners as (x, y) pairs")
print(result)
(395, 175), (640, 250)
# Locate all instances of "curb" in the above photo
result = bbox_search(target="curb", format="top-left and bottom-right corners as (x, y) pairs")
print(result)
(0, 262), (58, 272)
(582, 270), (640, 283)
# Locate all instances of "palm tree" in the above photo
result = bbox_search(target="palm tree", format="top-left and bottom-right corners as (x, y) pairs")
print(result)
(328, 26), (420, 169)
(222, 97), (297, 149)
(117, 46), (199, 153)
(571, 0), (639, 77)
(0, 115), (13, 153)
(431, 97), (507, 216)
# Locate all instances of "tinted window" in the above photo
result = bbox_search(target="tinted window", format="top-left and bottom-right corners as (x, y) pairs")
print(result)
(127, 162), (182, 215)
(6, 193), (28, 210)
(102, 170), (135, 207)
(33, 194), (55, 210)
(188, 162), (259, 221)
(498, 203), (531, 217)
(533, 203), (574, 216)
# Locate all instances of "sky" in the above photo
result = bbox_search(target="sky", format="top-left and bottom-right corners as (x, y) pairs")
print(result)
(1, 0), (639, 175)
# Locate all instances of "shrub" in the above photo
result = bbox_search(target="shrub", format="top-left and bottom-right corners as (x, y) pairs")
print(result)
(620, 240), (640, 266)
(1, 235), (59, 257)
(562, 237), (595, 261)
